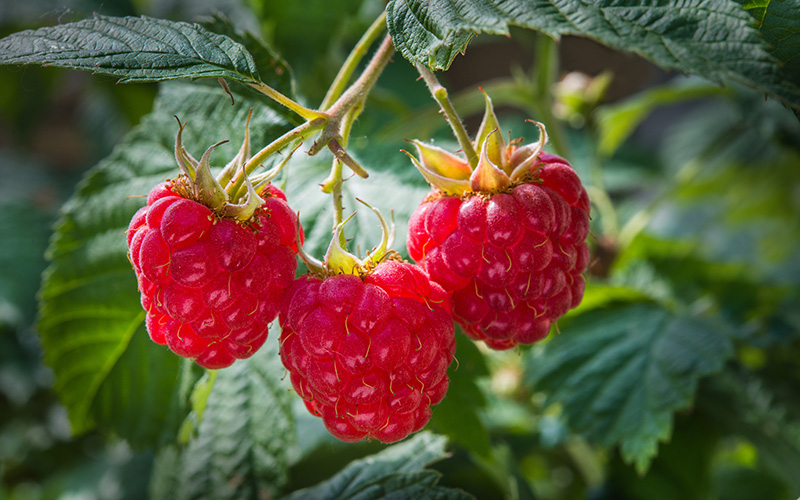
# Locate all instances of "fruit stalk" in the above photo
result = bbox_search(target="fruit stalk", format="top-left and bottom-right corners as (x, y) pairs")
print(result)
(326, 34), (394, 121)
(227, 117), (326, 196)
(415, 63), (479, 169)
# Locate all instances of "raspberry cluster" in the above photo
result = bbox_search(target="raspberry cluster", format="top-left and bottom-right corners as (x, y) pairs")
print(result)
(407, 153), (590, 349)
(128, 181), (300, 369)
(279, 261), (454, 443)
(126, 105), (589, 444)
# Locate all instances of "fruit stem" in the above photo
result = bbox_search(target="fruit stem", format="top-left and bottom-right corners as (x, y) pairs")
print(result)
(415, 63), (479, 169)
(248, 81), (326, 121)
(228, 118), (326, 196)
(322, 107), (359, 248)
(320, 10), (387, 111)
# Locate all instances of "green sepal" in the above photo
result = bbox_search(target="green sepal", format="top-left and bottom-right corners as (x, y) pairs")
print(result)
(220, 174), (264, 221)
(509, 121), (548, 181)
(322, 200), (396, 276)
(411, 140), (472, 179)
(324, 213), (362, 275)
(474, 91), (507, 171)
(219, 108), (252, 189)
(174, 118), (198, 180)
(194, 141), (229, 210)
(470, 130), (511, 192)
(402, 149), (470, 196)
(357, 199), (395, 267)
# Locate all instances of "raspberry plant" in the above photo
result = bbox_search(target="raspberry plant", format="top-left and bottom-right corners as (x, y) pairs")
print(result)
(2, 1), (800, 499)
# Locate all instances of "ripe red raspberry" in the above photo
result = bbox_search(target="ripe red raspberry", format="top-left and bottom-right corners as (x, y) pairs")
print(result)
(407, 153), (590, 349)
(127, 180), (300, 369)
(279, 260), (455, 443)
(403, 93), (590, 350)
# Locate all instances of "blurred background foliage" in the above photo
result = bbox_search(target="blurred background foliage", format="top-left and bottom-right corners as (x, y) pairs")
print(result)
(1, 0), (799, 499)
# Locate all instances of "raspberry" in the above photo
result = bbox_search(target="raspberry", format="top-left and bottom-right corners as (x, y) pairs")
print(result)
(403, 93), (590, 349)
(408, 154), (590, 349)
(279, 260), (455, 443)
(128, 180), (300, 369)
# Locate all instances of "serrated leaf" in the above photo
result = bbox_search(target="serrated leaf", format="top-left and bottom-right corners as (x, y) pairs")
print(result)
(36, 81), (290, 443)
(386, 0), (800, 110)
(173, 337), (294, 500)
(0, 15), (261, 84)
(527, 303), (735, 472)
(280, 432), (473, 500)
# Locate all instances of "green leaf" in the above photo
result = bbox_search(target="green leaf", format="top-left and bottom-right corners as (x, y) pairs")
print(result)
(280, 432), (474, 500)
(89, 323), (187, 446)
(428, 333), (491, 458)
(0, 15), (261, 84)
(386, 0), (800, 110)
(36, 81), (290, 442)
(527, 302), (735, 472)
(152, 337), (295, 500)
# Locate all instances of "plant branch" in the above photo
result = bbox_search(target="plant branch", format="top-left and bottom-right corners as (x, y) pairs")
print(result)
(325, 34), (395, 123)
(324, 107), (360, 248)
(320, 11), (387, 111)
(310, 34), (395, 179)
(415, 63), (479, 169)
